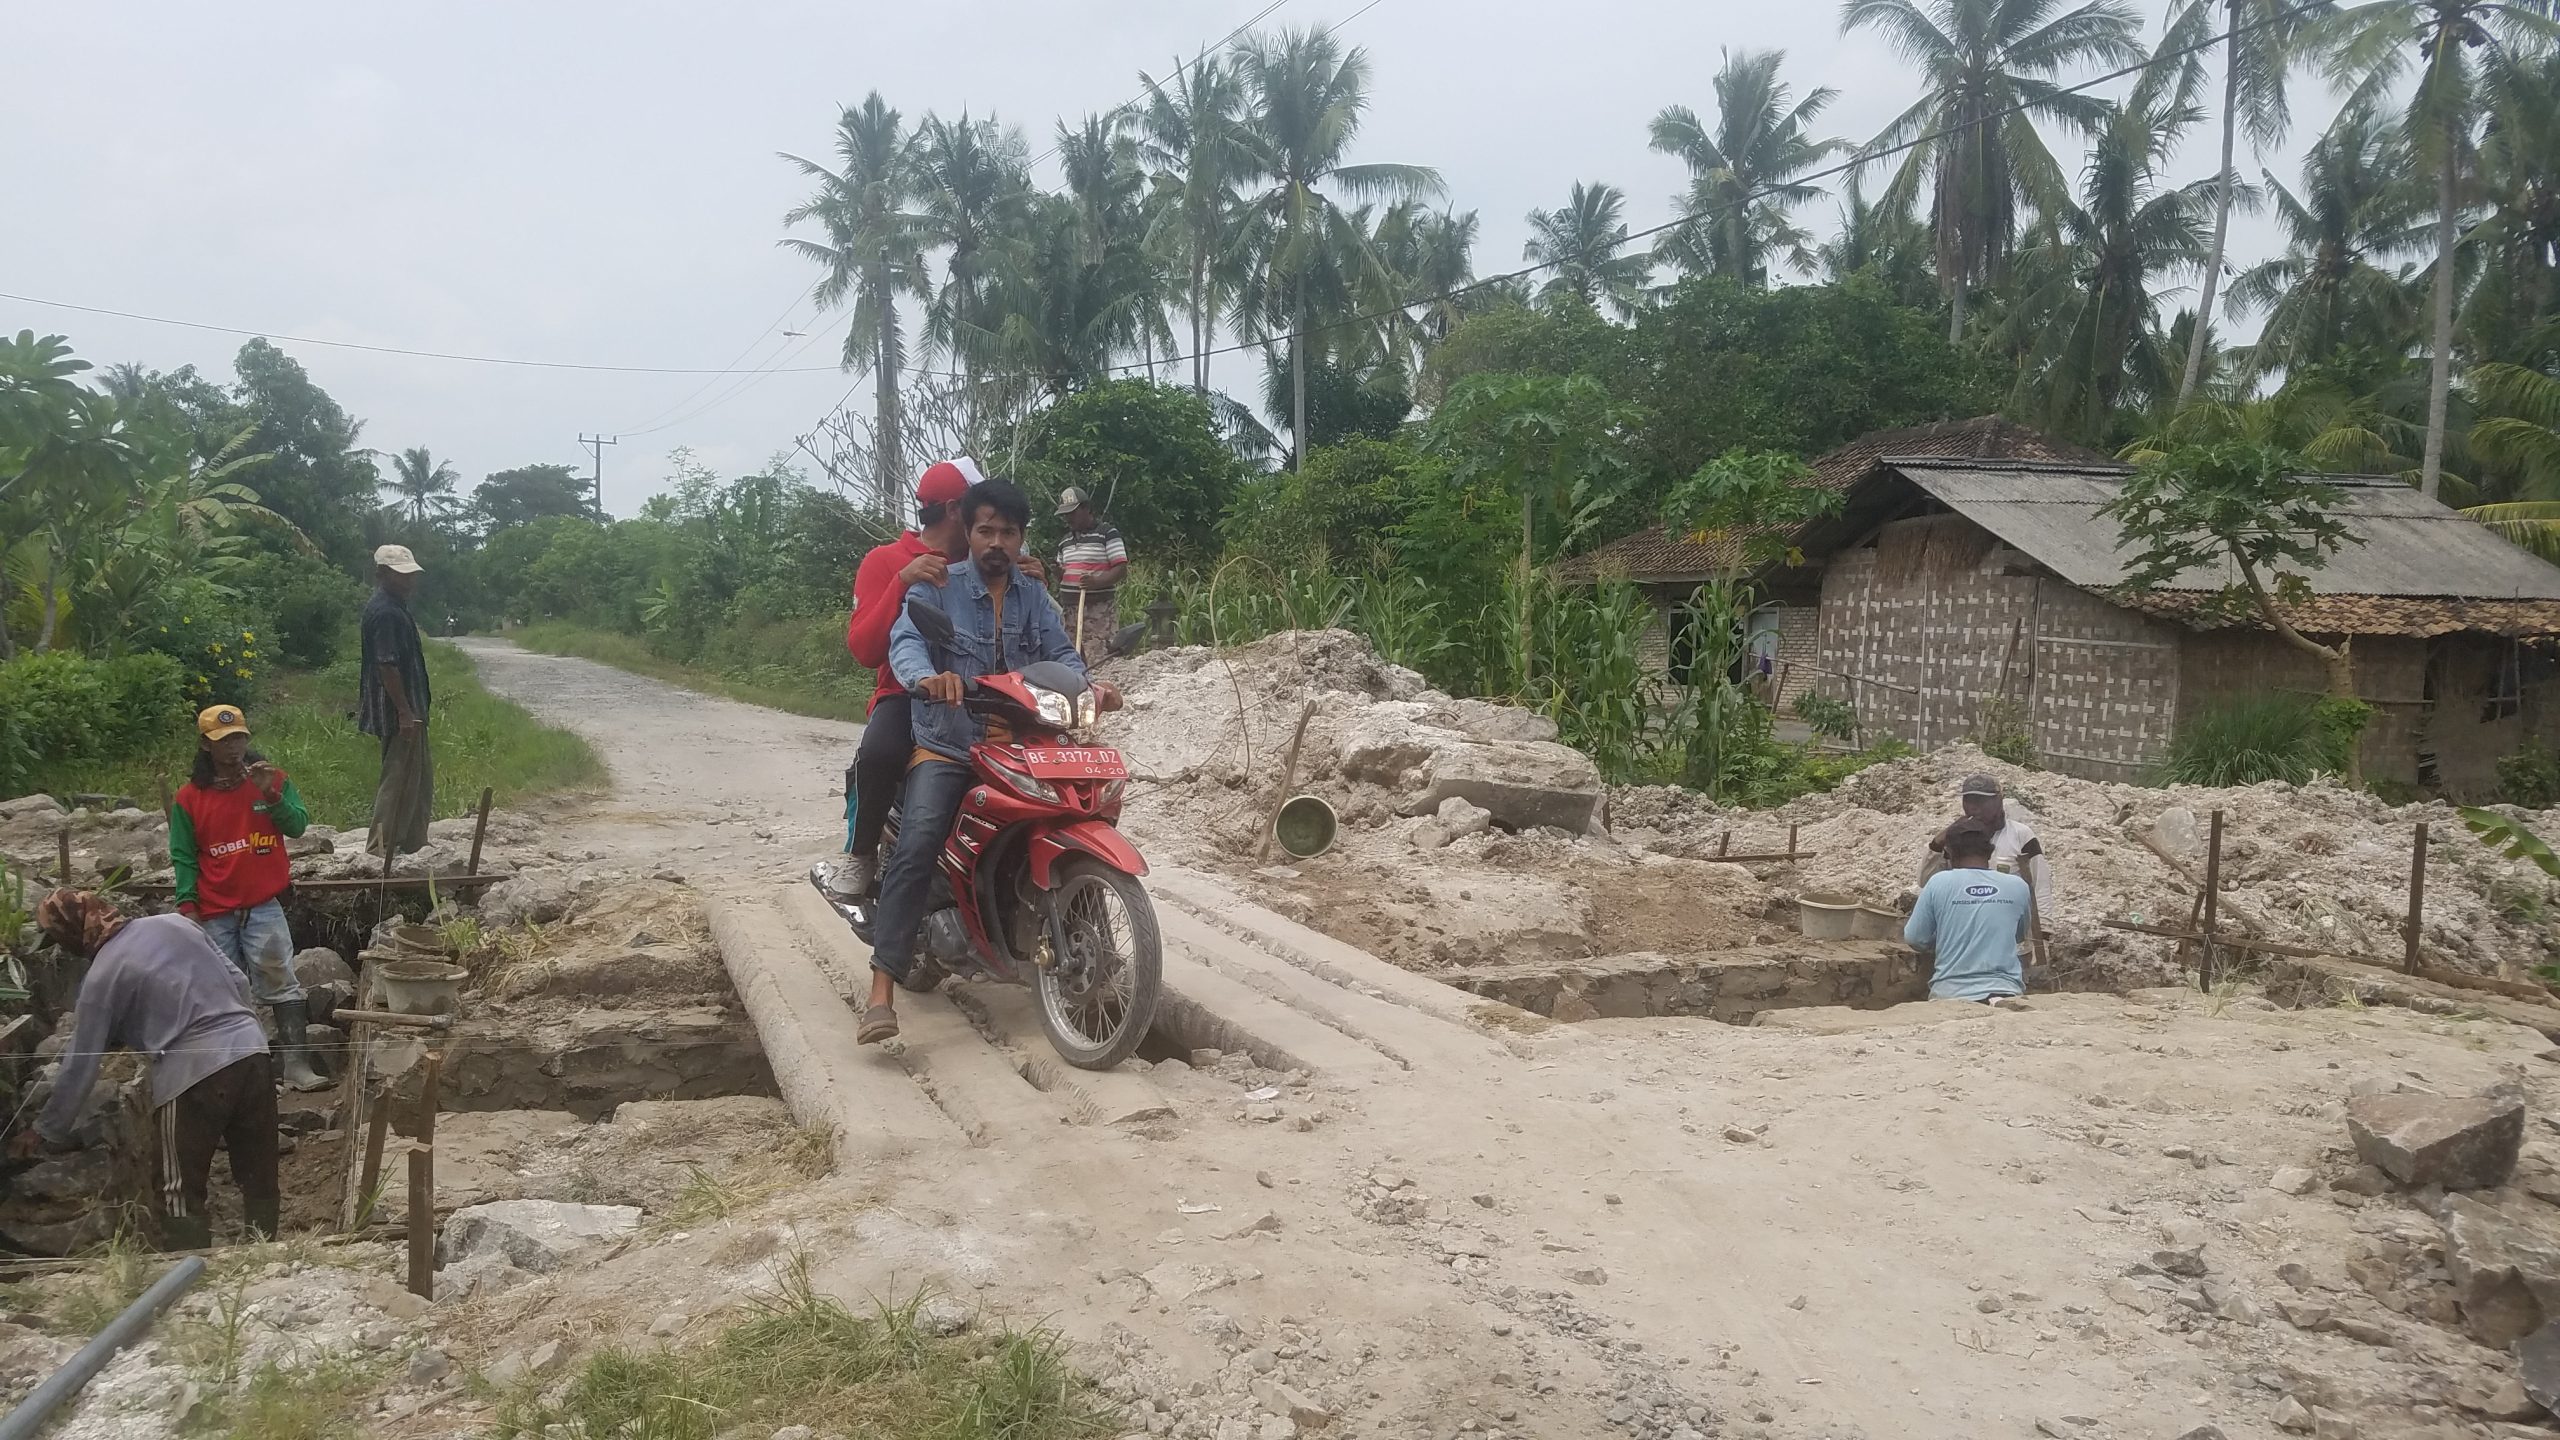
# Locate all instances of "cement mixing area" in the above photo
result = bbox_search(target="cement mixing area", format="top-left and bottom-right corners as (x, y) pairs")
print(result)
(8, 628), (2560, 1440)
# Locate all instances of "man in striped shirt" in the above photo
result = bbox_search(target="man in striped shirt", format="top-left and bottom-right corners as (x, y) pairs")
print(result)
(1053, 487), (1128, 660)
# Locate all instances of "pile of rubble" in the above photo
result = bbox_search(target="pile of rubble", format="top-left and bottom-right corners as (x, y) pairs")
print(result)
(1617, 745), (2560, 981)
(1102, 632), (2560, 985)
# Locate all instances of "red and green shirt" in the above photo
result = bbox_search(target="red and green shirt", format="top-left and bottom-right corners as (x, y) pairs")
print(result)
(170, 775), (309, 916)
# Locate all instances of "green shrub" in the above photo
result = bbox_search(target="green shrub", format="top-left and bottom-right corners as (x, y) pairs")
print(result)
(2165, 695), (2338, 786)
(267, 559), (365, 669)
(134, 578), (269, 709)
(1793, 694), (1857, 744)
(2500, 740), (2560, 808)
(0, 652), (186, 795)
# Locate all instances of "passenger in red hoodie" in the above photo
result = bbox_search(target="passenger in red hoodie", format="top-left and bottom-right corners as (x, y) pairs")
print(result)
(815, 459), (978, 902)
(170, 705), (330, 1092)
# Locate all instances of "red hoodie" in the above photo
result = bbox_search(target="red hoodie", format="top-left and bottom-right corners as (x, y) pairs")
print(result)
(846, 532), (937, 714)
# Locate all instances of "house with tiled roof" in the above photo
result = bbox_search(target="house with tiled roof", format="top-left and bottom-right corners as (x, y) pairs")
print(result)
(1556, 416), (2560, 794)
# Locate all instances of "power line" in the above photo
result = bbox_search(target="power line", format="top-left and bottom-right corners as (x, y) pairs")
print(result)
(0, 291), (851, 376)
(612, 287), (821, 434)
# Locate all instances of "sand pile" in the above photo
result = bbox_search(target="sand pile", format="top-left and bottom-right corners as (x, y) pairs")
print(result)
(1611, 746), (2560, 980)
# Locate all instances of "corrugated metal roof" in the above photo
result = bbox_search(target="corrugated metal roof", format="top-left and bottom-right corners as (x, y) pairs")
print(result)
(1897, 461), (2560, 601)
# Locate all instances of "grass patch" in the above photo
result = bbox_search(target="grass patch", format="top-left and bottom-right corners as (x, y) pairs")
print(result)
(28, 642), (603, 829)
(183, 1355), (379, 1439)
(490, 1259), (1112, 1440)
(509, 620), (874, 724)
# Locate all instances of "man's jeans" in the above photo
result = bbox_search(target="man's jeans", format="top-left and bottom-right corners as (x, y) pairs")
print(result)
(199, 899), (306, 1006)
(868, 759), (974, 983)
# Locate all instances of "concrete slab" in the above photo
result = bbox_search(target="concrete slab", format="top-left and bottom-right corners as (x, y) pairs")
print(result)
(961, 985), (1178, 1125)
(1155, 905), (1510, 1072)
(706, 893), (957, 1164)
(1155, 942), (1405, 1084)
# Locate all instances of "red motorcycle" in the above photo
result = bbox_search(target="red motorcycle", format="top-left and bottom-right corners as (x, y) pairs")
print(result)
(812, 656), (1163, 1070)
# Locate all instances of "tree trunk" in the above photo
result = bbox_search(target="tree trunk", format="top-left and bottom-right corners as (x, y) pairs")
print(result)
(1290, 287), (1310, 472)
(1947, 281), (1967, 347)
(2179, 3), (2242, 406)
(2420, 103), (2461, 500)
(873, 264), (906, 495)
(1191, 248), (1209, 394)
(1517, 501), (1535, 698)
(0, 608), (13, 661)
(33, 563), (58, 654)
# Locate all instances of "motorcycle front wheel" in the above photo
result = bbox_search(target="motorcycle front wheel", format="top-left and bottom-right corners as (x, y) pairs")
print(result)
(1035, 857), (1163, 1070)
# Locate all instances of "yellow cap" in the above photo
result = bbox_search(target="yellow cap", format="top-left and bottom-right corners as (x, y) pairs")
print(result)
(197, 705), (250, 741)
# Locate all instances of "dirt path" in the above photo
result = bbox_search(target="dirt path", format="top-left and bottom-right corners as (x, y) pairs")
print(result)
(452, 637), (859, 882)
(454, 640), (2559, 1440)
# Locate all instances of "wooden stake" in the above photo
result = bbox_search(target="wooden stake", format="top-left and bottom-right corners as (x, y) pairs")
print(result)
(357, 1100), (391, 1224)
(2404, 821), (2429, 975)
(418, 1052), (441, 1150)
(2199, 809), (2225, 991)
(1786, 823), (1799, 860)
(465, 787), (493, 877)
(56, 828), (71, 886)
(406, 1148), (434, 1300)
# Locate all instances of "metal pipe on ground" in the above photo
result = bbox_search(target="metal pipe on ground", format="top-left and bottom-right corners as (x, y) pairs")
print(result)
(0, 1256), (206, 1440)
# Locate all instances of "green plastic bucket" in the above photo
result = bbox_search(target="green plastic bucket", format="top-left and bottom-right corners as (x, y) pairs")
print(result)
(1272, 795), (1338, 859)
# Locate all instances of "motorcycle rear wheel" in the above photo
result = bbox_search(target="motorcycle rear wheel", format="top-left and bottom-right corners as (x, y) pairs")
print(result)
(1035, 858), (1162, 1070)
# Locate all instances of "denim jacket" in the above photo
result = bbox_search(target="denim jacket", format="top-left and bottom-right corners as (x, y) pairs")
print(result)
(888, 556), (1087, 760)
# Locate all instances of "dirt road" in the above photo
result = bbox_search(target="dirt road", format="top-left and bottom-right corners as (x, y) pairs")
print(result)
(452, 637), (859, 879)
(456, 640), (2555, 1440)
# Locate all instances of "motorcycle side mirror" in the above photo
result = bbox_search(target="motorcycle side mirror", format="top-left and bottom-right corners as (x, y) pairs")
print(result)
(906, 599), (957, 649)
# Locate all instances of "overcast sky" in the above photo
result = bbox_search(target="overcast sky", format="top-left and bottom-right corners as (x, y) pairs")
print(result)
(4, 1), (2357, 518)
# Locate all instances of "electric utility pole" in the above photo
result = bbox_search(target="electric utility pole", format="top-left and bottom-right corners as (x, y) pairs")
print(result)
(578, 433), (618, 519)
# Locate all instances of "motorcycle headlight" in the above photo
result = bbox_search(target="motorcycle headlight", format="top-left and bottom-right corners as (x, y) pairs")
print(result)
(1030, 686), (1074, 729)
(988, 758), (1061, 804)
(1099, 777), (1128, 807)
(1073, 690), (1100, 728)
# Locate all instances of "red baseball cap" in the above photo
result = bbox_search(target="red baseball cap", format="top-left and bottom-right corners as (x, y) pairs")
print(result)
(915, 457), (986, 506)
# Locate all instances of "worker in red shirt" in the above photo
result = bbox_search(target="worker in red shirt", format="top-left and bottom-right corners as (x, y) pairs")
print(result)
(815, 459), (980, 902)
(170, 705), (331, 1092)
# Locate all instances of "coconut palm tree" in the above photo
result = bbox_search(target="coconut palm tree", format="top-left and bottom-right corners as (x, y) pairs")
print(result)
(2002, 33), (2215, 440)
(1839, 0), (2146, 343)
(2322, 0), (2560, 497)
(1647, 49), (1847, 287)
(2172, 0), (2337, 403)
(2462, 48), (2560, 364)
(1376, 203), (1481, 360)
(1816, 178), (1944, 308)
(2225, 105), (2431, 376)
(382, 446), (460, 526)
(1232, 27), (1442, 469)
(984, 117), (1168, 397)
(780, 94), (930, 492)
(1140, 51), (1250, 394)
(914, 111), (1032, 391)
(1523, 182), (1654, 319)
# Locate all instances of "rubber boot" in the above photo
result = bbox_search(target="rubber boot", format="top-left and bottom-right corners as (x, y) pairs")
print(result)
(245, 1197), (279, 1241)
(161, 1214), (212, 1252)
(270, 1001), (331, 1093)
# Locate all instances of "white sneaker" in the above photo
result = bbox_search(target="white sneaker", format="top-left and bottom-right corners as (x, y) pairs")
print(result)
(818, 854), (876, 902)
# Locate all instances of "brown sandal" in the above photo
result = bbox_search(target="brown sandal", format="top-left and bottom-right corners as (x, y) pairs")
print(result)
(858, 1005), (900, 1045)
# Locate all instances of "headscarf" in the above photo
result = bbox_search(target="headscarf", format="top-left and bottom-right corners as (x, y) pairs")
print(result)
(35, 890), (129, 957)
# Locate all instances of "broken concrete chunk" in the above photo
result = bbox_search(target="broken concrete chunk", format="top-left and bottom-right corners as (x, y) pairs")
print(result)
(2452, 1376), (2543, 1424)
(1251, 1378), (1333, 1429)
(2271, 1396), (2315, 1433)
(2151, 1246), (2209, 1279)
(2346, 1091), (2524, 1191)
(2441, 1196), (2560, 1347)
(1337, 709), (1604, 834)
(1433, 796), (1494, 840)
(2268, 1166), (2318, 1196)
(438, 1199), (641, 1274)
(2519, 1318), (2560, 1418)
(2329, 1164), (2394, 1197)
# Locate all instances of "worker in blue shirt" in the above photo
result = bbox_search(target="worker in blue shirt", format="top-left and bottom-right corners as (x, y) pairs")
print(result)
(1903, 820), (2033, 1002)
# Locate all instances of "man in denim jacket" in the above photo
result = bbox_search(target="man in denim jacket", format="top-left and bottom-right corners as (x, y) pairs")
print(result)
(863, 478), (1091, 1044)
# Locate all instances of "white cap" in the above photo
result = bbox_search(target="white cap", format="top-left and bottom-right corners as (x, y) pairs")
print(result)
(373, 543), (424, 574)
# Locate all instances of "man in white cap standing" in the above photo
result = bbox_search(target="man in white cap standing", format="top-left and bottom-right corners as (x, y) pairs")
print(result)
(361, 544), (434, 856)
(1052, 486), (1128, 659)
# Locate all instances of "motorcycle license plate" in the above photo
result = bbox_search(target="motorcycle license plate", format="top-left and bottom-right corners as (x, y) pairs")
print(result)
(1019, 745), (1128, 780)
